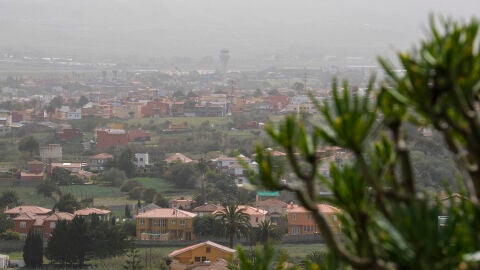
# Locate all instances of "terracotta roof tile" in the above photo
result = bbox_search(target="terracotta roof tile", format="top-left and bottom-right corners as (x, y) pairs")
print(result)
(5, 205), (51, 215)
(253, 198), (288, 207)
(74, 207), (111, 216)
(89, 153), (113, 160)
(286, 204), (341, 214)
(136, 208), (196, 218)
(168, 241), (236, 258)
(44, 212), (75, 221)
(191, 204), (223, 213)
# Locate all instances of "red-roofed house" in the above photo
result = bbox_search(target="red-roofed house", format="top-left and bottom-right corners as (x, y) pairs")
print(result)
(136, 208), (196, 241)
(168, 241), (236, 267)
(74, 207), (111, 221)
(213, 205), (268, 228)
(20, 160), (44, 181)
(267, 95), (290, 112)
(4, 205), (52, 218)
(252, 198), (288, 223)
(286, 203), (342, 235)
(7, 208), (73, 239)
(141, 99), (169, 118)
(89, 153), (113, 171)
(191, 204), (223, 217)
(164, 153), (194, 164)
(169, 198), (194, 210)
(41, 211), (75, 238)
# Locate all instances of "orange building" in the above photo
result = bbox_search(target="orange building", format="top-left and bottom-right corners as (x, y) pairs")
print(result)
(168, 241), (235, 269)
(286, 203), (341, 235)
(136, 208), (196, 241)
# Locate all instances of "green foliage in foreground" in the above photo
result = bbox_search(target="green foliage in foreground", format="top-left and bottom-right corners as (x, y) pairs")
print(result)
(46, 217), (130, 267)
(23, 230), (43, 268)
(251, 17), (480, 269)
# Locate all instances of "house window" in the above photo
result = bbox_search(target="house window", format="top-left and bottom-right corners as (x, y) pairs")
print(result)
(206, 247), (211, 253)
(255, 217), (259, 223)
(20, 221), (26, 229)
(161, 219), (167, 226)
(202, 256), (207, 262)
(195, 257), (200, 262)
(292, 214), (296, 221)
(140, 219), (145, 225)
(292, 226), (300, 235)
(307, 214), (312, 220)
(179, 220), (186, 226)
(50, 222), (56, 229)
(171, 219), (176, 224)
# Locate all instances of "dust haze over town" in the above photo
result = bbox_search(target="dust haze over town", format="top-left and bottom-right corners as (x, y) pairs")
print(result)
(1, 1), (480, 268)
(1, 0), (478, 70)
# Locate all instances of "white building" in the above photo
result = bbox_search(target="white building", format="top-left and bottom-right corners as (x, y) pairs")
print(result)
(40, 144), (62, 162)
(0, 254), (9, 269)
(135, 153), (150, 168)
(66, 108), (82, 120)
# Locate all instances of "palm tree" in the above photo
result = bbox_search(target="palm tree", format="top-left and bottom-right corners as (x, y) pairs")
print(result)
(214, 204), (251, 248)
(254, 219), (282, 244)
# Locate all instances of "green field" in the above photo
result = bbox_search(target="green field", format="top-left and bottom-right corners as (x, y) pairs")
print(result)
(134, 177), (172, 192)
(60, 184), (124, 199)
(0, 181), (56, 208)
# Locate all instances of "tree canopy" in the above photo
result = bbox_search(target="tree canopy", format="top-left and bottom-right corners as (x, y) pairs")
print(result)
(18, 135), (39, 157)
(0, 190), (21, 209)
(54, 193), (81, 213)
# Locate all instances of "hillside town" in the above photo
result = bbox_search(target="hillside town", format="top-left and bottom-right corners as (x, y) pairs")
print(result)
(1, 1), (477, 269)
(0, 63), (358, 269)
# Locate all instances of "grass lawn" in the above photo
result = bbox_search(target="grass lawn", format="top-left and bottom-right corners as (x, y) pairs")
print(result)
(0, 181), (56, 208)
(60, 184), (124, 199)
(134, 177), (195, 199)
(279, 243), (326, 258)
(134, 177), (172, 192)
(60, 184), (130, 208)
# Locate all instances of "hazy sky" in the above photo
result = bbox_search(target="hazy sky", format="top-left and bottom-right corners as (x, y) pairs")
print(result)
(0, 0), (479, 61)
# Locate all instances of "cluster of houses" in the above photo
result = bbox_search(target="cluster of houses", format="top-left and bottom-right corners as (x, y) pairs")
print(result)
(2, 198), (341, 269)
(3, 205), (110, 240)
(135, 197), (342, 242)
(0, 84), (326, 131)
(18, 149), (149, 182)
